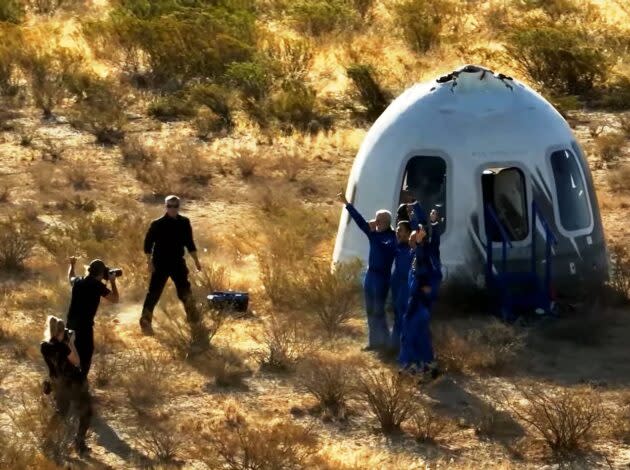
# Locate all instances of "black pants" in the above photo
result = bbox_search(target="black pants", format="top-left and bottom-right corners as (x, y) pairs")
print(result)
(50, 378), (93, 444)
(74, 328), (94, 379)
(141, 260), (198, 323)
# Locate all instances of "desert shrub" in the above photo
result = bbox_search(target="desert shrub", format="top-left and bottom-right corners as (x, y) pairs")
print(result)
(0, 25), (22, 95)
(204, 412), (318, 470)
(0, 0), (23, 23)
(298, 354), (354, 419)
(225, 59), (275, 100)
(262, 37), (313, 84)
(137, 416), (185, 464)
(352, 0), (374, 18)
(193, 106), (226, 141)
(505, 24), (610, 95)
(254, 314), (316, 372)
(299, 260), (362, 337)
(86, 1), (256, 85)
(233, 145), (260, 178)
(148, 94), (194, 121)
(356, 368), (417, 433)
(609, 164), (630, 192)
(434, 320), (525, 374)
(273, 147), (308, 182)
(595, 75), (630, 110)
(290, 0), (357, 36)
(609, 394), (630, 444)
(609, 244), (630, 300)
(0, 214), (37, 271)
(204, 347), (250, 388)
(18, 44), (83, 118)
(39, 138), (65, 162)
(68, 76), (127, 145)
(506, 385), (605, 454)
(410, 400), (452, 442)
(270, 81), (327, 133)
(595, 132), (625, 162)
(394, 0), (455, 53)
(120, 135), (157, 166)
(188, 83), (234, 133)
(157, 304), (225, 359)
(8, 390), (75, 465)
(619, 114), (630, 137)
(515, 0), (581, 20)
(123, 350), (172, 414)
(63, 161), (92, 190)
(0, 185), (10, 203)
(346, 63), (390, 122)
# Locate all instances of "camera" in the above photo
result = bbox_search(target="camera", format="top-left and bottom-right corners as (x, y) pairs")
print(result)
(105, 267), (123, 278)
(63, 328), (75, 343)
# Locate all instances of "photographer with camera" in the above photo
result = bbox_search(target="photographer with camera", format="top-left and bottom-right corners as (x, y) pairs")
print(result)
(40, 315), (93, 454)
(66, 257), (120, 379)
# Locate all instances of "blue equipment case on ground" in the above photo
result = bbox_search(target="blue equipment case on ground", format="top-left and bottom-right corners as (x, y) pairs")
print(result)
(207, 291), (249, 312)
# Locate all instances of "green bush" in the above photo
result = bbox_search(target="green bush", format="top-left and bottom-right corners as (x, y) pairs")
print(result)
(18, 45), (83, 118)
(594, 75), (630, 111)
(68, 75), (128, 145)
(148, 94), (194, 121)
(505, 24), (611, 95)
(290, 0), (357, 36)
(394, 0), (453, 53)
(87, 1), (257, 85)
(187, 83), (234, 132)
(0, 25), (21, 95)
(270, 81), (321, 132)
(224, 59), (275, 100)
(0, 0), (24, 23)
(346, 63), (390, 122)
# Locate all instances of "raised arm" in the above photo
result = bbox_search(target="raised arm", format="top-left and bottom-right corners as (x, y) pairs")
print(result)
(408, 201), (428, 230)
(344, 204), (371, 235)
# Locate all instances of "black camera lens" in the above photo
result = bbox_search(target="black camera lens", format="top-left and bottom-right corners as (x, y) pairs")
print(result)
(109, 268), (123, 278)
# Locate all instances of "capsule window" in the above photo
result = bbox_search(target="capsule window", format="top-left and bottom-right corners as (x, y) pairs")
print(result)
(398, 156), (447, 230)
(481, 167), (529, 242)
(550, 149), (592, 232)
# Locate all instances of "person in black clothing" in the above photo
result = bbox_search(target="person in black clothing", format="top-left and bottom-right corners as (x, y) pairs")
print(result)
(66, 257), (120, 378)
(140, 195), (202, 335)
(41, 315), (93, 455)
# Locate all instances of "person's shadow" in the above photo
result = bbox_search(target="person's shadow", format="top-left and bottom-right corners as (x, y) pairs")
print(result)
(91, 415), (151, 466)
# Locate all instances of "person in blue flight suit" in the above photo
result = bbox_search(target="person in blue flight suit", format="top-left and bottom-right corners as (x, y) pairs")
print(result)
(390, 220), (414, 351)
(399, 224), (440, 379)
(338, 192), (397, 351)
(427, 208), (443, 304)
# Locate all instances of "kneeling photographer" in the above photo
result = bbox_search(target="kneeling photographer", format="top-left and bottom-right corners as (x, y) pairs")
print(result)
(66, 257), (120, 379)
(40, 316), (93, 454)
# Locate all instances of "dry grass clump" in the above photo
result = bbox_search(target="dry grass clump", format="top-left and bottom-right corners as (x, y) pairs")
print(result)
(120, 135), (157, 167)
(202, 410), (319, 470)
(609, 244), (630, 300)
(0, 213), (37, 272)
(505, 384), (605, 455)
(122, 350), (173, 414)
(298, 353), (356, 419)
(299, 260), (362, 337)
(157, 303), (225, 359)
(203, 347), (250, 388)
(595, 132), (625, 162)
(355, 368), (417, 434)
(608, 393), (630, 444)
(63, 160), (92, 190)
(136, 415), (186, 465)
(0, 184), (11, 203)
(254, 313), (317, 372)
(608, 163), (630, 192)
(409, 400), (453, 443)
(233, 145), (260, 179)
(434, 320), (525, 374)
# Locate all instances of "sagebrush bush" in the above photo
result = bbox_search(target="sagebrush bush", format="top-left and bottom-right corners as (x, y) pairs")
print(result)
(356, 368), (417, 433)
(595, 75), (630, 110)
(410, 400), (452, 443)
(0, 25), (22, 95)
(18, 44), (83, 118)
(346, 64), (390, 122)
(68, 76), (127, 145)
(506, 24), (610, 95)
(148, 94), (194, 121)
(233, 145), (260, 178)
(120, 135), (157, 166)
(433, 320), (524, 373)
(608, 164), (630, 192)
(394, 0), (454, 53)
(506, 385), (605, 454)
(290, 0), (357, 36)
(299, 260), (362, 337)
(204, 412), (319, 470)
(137, 417), (184, 464)
(298, 354), (355, 419)
(595, 132), (625, 162)
(188, 83), (234, 133)
(0, 214), (37, 271)
(0, 0), (23, 23)
(609, 244), (630, 300)
(123, 350), (172, 414)
(255, 313), (316, 372)
(270, 81), (323, 133)
(225, 59), (275, 100)
(63, 160), (92, 190)
(87, 1), (256, 85)
(203, 347), (250, 388)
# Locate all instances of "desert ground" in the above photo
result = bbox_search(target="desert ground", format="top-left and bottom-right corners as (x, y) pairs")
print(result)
(1, 0), (630, 468)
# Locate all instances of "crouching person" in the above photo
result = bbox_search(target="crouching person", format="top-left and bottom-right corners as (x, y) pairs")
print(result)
(41, 316), (93, 455)
(399, 225), (440, 380)
(338, 192), (396, 351)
